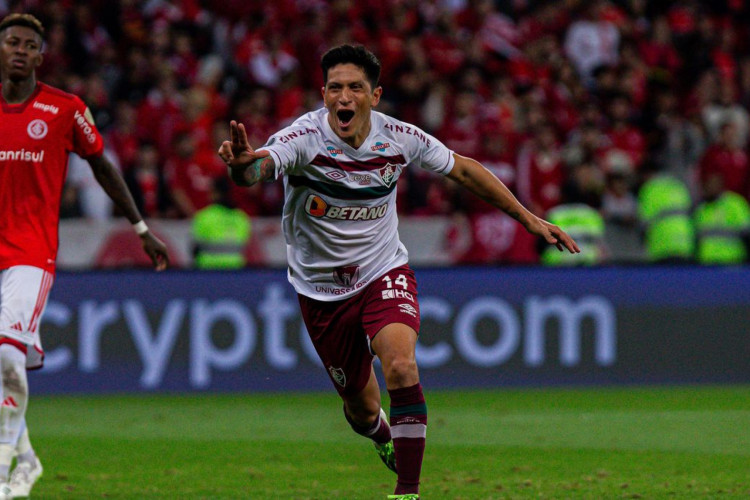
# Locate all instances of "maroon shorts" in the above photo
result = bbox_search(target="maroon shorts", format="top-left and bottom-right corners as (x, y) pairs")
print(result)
(298, 264), (421, 397)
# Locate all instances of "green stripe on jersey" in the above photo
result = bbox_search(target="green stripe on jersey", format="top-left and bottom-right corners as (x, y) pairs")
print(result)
(389, 403), (427, 416)
(289, 175), (395, 200)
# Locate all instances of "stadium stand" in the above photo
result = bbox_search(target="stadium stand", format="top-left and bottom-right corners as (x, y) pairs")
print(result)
(5, 0), (750, 266)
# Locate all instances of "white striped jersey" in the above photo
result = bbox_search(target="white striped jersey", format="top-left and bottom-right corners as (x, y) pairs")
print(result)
(262, 108), (455, 301)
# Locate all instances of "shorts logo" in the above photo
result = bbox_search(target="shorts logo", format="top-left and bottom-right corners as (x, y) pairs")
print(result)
(333, 265), (360, 287)
(1, 396), (17, 408)
(329, 366), (346, 387)
(398, 303), (418, 317)
(382, 289), (414, 302)
(378, 163), (398, 188)
(27, 119), (48, 139)
(325, 170), (346, 181)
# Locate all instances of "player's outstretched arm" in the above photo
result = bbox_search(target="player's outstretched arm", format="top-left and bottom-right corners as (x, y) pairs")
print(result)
(447, 153), (581, 254)
(88, 154), (170, 270)
(218, 120), (276, 187)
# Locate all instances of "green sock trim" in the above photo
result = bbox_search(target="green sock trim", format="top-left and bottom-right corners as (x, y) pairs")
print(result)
(389, 403), (427, 416)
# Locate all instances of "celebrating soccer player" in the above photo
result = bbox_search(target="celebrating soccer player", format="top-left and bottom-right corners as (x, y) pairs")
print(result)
(0, 13), (169, 499)
(220, 44), (579, 499)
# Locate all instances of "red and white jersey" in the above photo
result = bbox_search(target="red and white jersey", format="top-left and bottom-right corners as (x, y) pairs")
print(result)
(0, 82), (104, 273)
(263, 108), (454, 301)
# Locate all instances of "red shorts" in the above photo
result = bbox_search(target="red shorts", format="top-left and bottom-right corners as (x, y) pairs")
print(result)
(298, 264), (420, 397)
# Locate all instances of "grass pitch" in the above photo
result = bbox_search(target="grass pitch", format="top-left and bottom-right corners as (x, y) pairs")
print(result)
(26, 385), (750, 499)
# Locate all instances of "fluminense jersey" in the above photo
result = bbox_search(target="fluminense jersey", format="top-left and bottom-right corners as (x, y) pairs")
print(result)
(263, 108), (454, 301)
(0, 82), (104, 273)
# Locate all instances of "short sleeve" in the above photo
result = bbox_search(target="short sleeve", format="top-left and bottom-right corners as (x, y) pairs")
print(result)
(70, 96), (104, 159)
(260, 122), (320, 178)
(415, 128), (455, 175)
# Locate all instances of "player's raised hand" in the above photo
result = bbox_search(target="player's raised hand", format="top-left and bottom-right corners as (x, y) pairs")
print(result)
(526, 215), (581, 254)
(140, 232), (169, 271)
(218, 120), (269, 169)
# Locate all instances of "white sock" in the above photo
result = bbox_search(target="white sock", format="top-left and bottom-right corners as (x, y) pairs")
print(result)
(16, 424), (36, 465)
(0, 344), (29, 478)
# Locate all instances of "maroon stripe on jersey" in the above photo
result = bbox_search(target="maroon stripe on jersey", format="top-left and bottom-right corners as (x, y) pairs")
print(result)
(310, 154), (406, 172)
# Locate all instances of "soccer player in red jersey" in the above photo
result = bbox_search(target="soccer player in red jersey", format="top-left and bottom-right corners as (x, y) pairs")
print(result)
(0, 13), (169, 498)
(220, 44), (579, 499)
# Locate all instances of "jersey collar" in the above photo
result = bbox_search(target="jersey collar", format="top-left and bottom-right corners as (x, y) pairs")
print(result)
(0, 81), (42, 114)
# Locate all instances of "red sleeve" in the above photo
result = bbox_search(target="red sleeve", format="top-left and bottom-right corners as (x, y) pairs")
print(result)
(70, 95), (104, 159)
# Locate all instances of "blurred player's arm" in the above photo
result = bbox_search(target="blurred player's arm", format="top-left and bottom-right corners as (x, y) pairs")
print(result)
(219, 120), (276, 187)
(447, 153), (580, 254)
(87, 154), (170, 270)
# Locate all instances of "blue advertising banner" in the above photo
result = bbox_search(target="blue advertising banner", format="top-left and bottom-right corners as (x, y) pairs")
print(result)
(32, 267), (750, 393)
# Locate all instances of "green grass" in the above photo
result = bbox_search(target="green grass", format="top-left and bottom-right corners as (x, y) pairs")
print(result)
(25, 385), (750, 499)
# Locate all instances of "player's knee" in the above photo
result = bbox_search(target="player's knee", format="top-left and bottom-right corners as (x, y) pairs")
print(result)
(383, 356), (418, 388)
(345, 401), (380, 426)
(0, 345), (28, 399)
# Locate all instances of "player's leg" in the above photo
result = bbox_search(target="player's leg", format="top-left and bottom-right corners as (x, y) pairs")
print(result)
(297, 292), (396, 471)
(0, 342), (28, 481)
(362, 264), (425, 497)
(370, 323), (425, 497)
(7, 420), (42, 498)
(341, 366), (396, 472)
(0, 266), (49, 496)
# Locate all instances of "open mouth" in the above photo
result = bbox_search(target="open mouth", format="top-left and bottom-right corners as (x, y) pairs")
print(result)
(336, 109), (355, 128)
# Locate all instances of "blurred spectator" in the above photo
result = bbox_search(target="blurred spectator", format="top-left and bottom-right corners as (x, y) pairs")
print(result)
(541, 203), (607, 266)
(192, 177), (252, 269)
(697, 121), (749, 199)
(605, 93), (646, 170)
(124, 142), (172, 218)
(600, 151), (638, 227)
(65, 149), (119, 221)
(693, 173), (750, 264)
(165, 131), (223, 218)
(564, 1), (620, 86)
(516, 123), (564, 216)
(11, 0), (750, 265)
(645, 89), (705, 191)
(637, 170), (695, 263)
(561, 157), (606, 209)
(702, 78), (750, 148)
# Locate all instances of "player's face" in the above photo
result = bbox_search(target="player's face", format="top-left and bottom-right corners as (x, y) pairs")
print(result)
(322, 63), (382, 148)
(0, 26), (43, 82)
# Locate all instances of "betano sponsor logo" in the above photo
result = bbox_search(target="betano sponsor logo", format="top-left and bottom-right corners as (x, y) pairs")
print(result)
(304, 194), (388, 221)
(0, 149), (45, 162)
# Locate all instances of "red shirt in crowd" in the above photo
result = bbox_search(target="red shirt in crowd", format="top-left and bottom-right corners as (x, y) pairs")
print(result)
(698, 143), (750, 197)
(516, 140), (564, 215)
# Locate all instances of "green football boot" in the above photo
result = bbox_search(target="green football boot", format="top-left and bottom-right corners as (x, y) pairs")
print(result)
(374, 440), (397, 473)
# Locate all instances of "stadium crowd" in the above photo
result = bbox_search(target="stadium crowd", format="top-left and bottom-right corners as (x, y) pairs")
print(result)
(4, 0), (750, 265)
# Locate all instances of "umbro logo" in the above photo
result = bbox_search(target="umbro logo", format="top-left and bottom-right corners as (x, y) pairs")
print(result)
(325, 170), (346, 181)
(398, 303), (418, 317)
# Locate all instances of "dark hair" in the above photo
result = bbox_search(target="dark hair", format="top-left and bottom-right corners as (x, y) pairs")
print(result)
(0, 13), (45, 40)
(321, 44), (381, 88)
